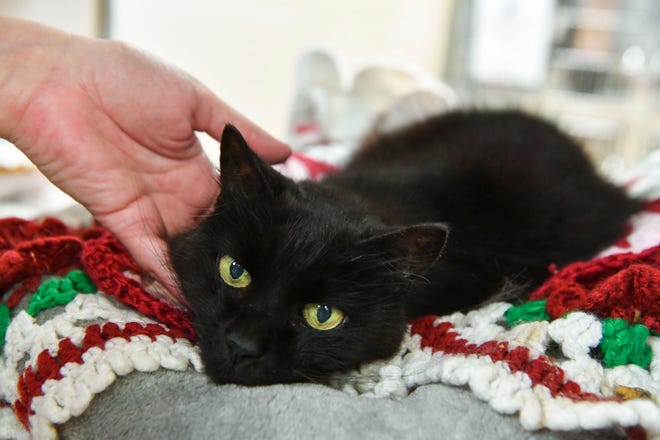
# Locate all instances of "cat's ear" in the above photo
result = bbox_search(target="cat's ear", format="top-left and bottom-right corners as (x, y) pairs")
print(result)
(219, 124), (287, 197)
(360, 223), (449, 276)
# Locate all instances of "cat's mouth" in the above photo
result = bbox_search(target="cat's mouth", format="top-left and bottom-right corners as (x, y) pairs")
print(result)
(205, 359), (305, 386)
(198, 336), (305, 385)
(202, 340), (351, 386)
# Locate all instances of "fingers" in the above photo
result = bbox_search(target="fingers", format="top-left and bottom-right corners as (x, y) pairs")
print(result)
(143, 253), (184, 304)
(192, 84), (291, 164)
(121, 233), (189, 309)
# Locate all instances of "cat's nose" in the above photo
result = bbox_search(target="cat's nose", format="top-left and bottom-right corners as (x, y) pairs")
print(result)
(226, 329), (264, 361)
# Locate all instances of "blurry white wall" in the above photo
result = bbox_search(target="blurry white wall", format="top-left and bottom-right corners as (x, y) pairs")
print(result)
(0, 0), (100, 36)
(108, 0), (454, 139)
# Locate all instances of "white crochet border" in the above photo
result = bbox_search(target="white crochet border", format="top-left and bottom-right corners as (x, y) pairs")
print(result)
(0, 293), (202, 439)
(346, 301), (660, 435)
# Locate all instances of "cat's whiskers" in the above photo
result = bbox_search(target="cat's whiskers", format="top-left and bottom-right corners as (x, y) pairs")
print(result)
(401, 271), (431, 284)
(348, 252), (385, 263)
(329, 369), (433, 387)
(292, 368), (326, 385)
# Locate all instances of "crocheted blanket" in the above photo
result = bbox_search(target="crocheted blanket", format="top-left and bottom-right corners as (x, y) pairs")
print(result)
(1, 157), (659, 439)
(0, 218), (200, 439)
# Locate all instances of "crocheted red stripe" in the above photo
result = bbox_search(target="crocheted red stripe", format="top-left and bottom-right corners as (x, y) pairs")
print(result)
(80, 232), (195, 339)
(0, 218), (195, 339)
(0, 217), (84, 293)
(411, 318), (648, 438)
(530, 244), (660, 333)
(410, 316), (655, 438)
(289, 152), (337, 178)
(0, 217), (73, 248)
(13, 321), (185, 430)
(410, 316), (606, 402)
(644, 199), (660, 213)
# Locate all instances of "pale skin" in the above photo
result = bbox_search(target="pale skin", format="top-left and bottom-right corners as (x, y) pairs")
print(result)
(0, 18), (290, 304)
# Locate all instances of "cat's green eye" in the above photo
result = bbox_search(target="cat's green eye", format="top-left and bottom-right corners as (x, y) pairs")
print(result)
(218, 255), (252, 288)
(302, 304), (345, 331)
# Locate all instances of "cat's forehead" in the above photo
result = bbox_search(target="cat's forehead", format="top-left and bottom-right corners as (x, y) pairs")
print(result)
(274, 193), (364, 258)
(213, 181), (377, 298)
(271, 218), (352, 277)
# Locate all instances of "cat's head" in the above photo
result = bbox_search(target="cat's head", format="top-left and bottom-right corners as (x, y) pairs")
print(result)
(169, 125), (447, 385)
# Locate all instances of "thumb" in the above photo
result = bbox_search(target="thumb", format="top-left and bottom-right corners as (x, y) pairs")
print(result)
(192, 83), (291, 164)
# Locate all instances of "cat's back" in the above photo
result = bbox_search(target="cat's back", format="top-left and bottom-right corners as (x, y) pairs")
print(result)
(333, 110), (609, 225)
(346, 110), (592, 176)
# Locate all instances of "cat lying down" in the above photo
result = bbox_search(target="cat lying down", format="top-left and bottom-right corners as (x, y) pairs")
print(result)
(169, 110), (640, 385)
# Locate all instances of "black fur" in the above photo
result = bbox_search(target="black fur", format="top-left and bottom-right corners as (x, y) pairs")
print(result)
(169, 110), (640, 385)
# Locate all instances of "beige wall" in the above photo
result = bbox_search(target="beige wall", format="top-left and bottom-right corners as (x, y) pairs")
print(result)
(109, 0), (454, 139)
(0, 0), (100, 36)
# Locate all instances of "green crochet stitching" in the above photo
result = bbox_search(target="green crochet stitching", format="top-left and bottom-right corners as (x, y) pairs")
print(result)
(504, 299), (550, 326)
(26, 270), (97, 317)
(599, 318), (652, 369)
(0, 303), (9, 350)
(1, 270), (96, 352)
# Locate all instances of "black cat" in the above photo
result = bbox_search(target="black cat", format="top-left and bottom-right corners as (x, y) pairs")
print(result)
(169, 110), (640, 385)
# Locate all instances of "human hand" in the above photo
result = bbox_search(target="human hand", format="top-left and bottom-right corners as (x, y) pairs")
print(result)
(0, 18), (290, 305)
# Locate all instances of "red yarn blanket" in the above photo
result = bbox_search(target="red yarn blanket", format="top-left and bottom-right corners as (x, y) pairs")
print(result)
(0, 217), (194, 339)
(0, 199), (659, 438)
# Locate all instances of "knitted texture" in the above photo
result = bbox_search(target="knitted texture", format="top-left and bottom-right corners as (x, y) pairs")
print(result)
(0, 218), (200, 439)
(530, 245), (660, 333)
(1, 156), (659, 439)
(25, 270), (96, 317)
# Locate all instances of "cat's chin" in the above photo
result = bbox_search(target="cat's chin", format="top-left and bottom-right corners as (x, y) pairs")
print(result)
(205, 367), (308, 386)
(199, 343), (315, 386)
(203, 355), (350, 386)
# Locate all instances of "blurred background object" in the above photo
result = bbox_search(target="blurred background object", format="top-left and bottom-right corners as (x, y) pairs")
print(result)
(0, 0), (658, 181)
(448, 0), (660, 176)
